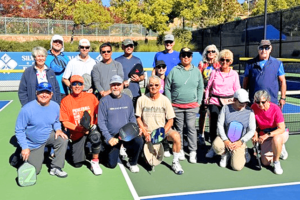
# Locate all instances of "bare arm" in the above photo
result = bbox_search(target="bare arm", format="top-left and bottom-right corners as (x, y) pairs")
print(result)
(62, 78), (71, 88)
(278, 75), (286, 109)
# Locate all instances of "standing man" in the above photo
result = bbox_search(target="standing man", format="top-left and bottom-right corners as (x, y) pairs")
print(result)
(243, 40), (286, 108)
(92, 43), (124, 98)
(115, 39), (145, 108)
(152, 34), (180, 77)
(45, 35), (70, 99)
(60, 75), (102, 175)
(98, 75), (143, 173)
(15, 82), (68, 177)
(136, 75), (184, 175)
(62, 39), (96, 93)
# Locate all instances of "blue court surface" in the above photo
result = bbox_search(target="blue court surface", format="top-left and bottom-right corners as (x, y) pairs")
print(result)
(144, 183), (300, 200)
(0, 100), (12, 112)
(283, 103), (300, 114)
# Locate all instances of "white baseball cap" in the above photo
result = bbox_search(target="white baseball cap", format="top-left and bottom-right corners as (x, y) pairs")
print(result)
(234, 89), (250, 103)
(79, 38), (90, 46)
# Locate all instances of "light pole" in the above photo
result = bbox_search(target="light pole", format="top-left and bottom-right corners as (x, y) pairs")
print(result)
(264, 0), (267, 39)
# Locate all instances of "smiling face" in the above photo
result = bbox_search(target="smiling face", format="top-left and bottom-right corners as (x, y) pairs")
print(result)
(71, 81), (84, 95)
(36, 90), (53, 106)
(164, 40), (175, 51)
(148, 77), (161, 95)
(123, 44), (134, 55)
(180, 53), (193, 67)
(110, 82), (123, 97)
(255, 96), (270, 111)
(206, 47), (217, 61)
(79, 45), (90, 58)
(155, 65), (167, 76)
(100, 46), (112, 62)
(220, 55), (232, 70)
(258, 45), (272, 60)
(52, 40), (63, 52)
(34, 54), (46, 68)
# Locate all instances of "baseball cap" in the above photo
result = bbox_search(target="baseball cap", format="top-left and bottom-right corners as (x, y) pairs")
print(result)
(122, 39), (134, 46)
(110, 75), (123, 84)
(180, 47), (193, 54)
(36, 82), (52, 92)
(259, 40), (271, 47)
(234, 89), (250, 103)
(79, 38), (90, 46)
(164, 34), (174, 42)
(70, 75), (84, 83)
(155, 60), (166, 67)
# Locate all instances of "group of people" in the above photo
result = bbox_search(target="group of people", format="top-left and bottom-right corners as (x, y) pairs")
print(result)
(14, 33), (289, 181)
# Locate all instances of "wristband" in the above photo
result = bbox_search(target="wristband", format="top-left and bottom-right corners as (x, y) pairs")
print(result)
(280, 97), (286, 101)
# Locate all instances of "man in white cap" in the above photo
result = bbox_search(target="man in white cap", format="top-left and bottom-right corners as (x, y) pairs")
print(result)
(152, 34), (180, 77)
(243, 39), (286, 109)
(45, 35), (70, 99)
(62, 39), (96, 93)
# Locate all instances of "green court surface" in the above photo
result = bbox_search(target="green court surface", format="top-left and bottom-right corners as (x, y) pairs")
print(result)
(1, 92), (300, 200)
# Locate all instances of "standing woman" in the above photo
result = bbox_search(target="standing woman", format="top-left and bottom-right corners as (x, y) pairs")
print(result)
(18, 46), (61, 106)
(198, 45), (221, 145)
(204, 49), (240, 158)
(165, 47), (204, 163)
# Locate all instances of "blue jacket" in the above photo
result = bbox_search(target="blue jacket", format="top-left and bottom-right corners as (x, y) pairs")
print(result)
(18, 65), (61, 106)
(244, 56), (282, 104)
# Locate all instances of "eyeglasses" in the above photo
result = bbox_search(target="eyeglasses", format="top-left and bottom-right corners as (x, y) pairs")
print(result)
(125, 44), (134, 48)
(71, 82), (83, 86)
(207, 50), (216, 54)
(156, 65), (166, 69)
(259, 46), (270, 51)
(53, 40), (63, 44)
(101, 50), (111, 54)
(220, 58), (231, 63)
(181, 53), (192, 58)
(149, 84), (160, 87)
(79, 46), (90, 50)
(164, 40), (173, 44)
(255, 100), (267, 105)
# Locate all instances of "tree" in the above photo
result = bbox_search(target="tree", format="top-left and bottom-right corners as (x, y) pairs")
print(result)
(0, 0), (42, 18)
(251, 0), (289, 16)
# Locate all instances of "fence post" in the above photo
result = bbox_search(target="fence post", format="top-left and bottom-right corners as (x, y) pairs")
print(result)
(28, 18), (30, 35)
(47, 19), (49, 35)
(65, 20), (67, 36)
(4, 16), (6, 34)
(245, 19), (248, 57)
(82, 25), (83, 36)
(279, 11), (282, 58)
(219, 25), (222, 50)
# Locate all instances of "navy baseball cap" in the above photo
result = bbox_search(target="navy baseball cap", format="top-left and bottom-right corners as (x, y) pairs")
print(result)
(36, 82), (52, 92)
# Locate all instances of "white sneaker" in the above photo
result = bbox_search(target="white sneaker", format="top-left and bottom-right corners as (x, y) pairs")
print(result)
(126, 162), (139, 173)
(91, 160), (102, 175)
(280, 144), (288, 160)
(274, 161), (283, 175)
(189, 151), (197, 164)
(220, 152), (230, 168)
(164, 151), (171, 158)
(120, 145), (128, 160)
(172, 161), (184, 175)
(179, 150), (186, 161)
(205, 147), (215, 158)
(245, 148), (251, 163)
(50, 168), (68, 178)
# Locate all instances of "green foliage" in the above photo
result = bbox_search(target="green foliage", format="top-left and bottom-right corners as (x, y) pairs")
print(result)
(172, 28), (192, 46)
(251, 0), (290, 16)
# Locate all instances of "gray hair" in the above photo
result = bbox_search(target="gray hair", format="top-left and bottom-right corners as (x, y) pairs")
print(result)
(147, 75), (161, 87)
(32, 46), (47, 59)
(254, 90), (271, 102)
(202, 44), (220, 63)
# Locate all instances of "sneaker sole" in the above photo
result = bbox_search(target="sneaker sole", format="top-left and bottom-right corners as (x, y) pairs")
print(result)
(50, 172), (68, 178)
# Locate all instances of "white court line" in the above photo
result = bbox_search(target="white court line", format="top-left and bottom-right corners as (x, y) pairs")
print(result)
(118, 160), (140, 200)
(140, 182), (300, 199)
(0, 100), (13, 112)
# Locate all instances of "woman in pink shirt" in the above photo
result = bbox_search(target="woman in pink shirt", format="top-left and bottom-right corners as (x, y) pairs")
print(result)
(251, 90), (289, 175)
(204, 49), (240, 158)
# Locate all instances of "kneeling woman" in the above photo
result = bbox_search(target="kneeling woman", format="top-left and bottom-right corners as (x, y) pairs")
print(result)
(251, 90), (289, 175)
(212, 89), (255, 170)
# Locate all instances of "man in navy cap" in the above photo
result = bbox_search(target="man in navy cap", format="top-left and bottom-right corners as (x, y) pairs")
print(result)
(15, 82), (68, 178)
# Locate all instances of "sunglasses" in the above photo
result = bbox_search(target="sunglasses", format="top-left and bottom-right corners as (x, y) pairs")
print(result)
(207, 50), (216, 54)
(101, 50), (111, 54)
(149, 84), (160, 87)
(71, 82), (83, 86)
(259, 46), (270, 51)
(164, 40), (173, 44)
(156, 65), (166, 69)
(220, 58), (231, 63)
(255, 100), (267, 105)
(125, 44), (134, 48)
(235, 98), (246, 105)
(181, 53), (192, 58)
(79, 46), (90, 50)
(53, 40), (63, 44)
(111, 83), (122, 87)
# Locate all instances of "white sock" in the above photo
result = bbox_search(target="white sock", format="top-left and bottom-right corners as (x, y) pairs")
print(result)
(173, 152), (180, 162)
(274, 160), (279, 165)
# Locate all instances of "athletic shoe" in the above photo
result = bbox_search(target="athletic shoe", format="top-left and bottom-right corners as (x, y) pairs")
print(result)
(164, 151), (171, 158)
(197, 135), (206, 146)
(50, 168), (68, 178)
(126, 162), (139, 173)
(120, 145), (128, 160)
(205, 147), (215, 158)
(91, 160), (102, 175)
(220, 152), (230, 168)
(280, 144), (288, 160)
(179, 150), (186, 161)
(274, 161), (283, 175)
(245, 148), (251, 163)
(172, 161), (184, 175)
(189, 151), (197, 164)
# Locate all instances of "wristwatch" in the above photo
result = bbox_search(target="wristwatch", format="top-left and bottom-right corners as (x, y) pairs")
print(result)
(280, 97), (286, 101)
(241, 139), (245, 144)
(267, 132), (272, 136)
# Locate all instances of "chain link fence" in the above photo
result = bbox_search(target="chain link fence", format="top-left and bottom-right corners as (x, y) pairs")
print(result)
(0, 17), (158, 37)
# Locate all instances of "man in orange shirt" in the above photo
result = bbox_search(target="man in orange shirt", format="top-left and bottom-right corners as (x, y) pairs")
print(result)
(60, 75), (102, 175)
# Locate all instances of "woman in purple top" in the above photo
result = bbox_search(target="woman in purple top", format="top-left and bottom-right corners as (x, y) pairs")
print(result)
(204, 49), (240, 158)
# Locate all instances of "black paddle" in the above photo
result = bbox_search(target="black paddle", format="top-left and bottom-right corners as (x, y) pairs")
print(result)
(118, 122), (139, 142)
(253, 142), (262, 170)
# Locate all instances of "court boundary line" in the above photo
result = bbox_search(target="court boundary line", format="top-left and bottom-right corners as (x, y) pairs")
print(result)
(118, 160), (140, 200)
(0, 100), (13, 112)
(140, 181), (300, 199)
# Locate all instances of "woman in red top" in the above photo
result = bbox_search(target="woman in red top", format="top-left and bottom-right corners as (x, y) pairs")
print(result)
(198, 45), (221, 146)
